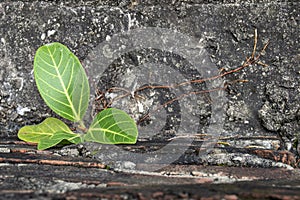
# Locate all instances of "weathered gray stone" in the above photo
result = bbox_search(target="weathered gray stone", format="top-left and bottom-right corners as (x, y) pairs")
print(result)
(0, 0), (299, 168)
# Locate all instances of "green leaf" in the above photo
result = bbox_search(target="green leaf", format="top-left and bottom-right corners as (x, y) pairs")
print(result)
(38, 132), (82, 150)
(34, 42), (90, 122)
(18, 117), (82, 150)
(85, 108), (138, 144)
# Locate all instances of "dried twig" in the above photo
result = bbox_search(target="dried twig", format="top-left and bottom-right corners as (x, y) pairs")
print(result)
(0, 155), (107, 169)
(95, 29), (270, 124)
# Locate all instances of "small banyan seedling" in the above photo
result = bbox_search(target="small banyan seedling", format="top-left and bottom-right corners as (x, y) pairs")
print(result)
(18, 42), (138, 150)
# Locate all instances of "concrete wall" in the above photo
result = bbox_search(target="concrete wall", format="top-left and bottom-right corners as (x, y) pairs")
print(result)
(0, 1), (299, 154)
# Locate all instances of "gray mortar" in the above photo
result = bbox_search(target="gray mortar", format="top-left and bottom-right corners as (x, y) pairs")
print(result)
(0, 0), (299, 168)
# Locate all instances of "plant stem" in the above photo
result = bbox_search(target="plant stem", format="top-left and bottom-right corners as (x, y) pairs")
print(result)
(78, 120), (88, 133)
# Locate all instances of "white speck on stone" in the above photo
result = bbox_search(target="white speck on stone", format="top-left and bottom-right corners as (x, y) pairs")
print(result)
(232, 156), (243, 162)
(191, 171), (205, 176)
(92, 18), (99, 24)
(123, 161), (136, 169)
(17, 106), (31, 116)
(1, 37), (5, 44)
(149, 90), (156, 97)
(104, 16), (109, 23)
(273, 162), (294, 170)
(47, 29), (56, 37)
(167, 107), (173, 112)
(137, 101), (144, 113)
(105, 35), (111, 41)
(286, 142), (292, 151)
(127, 13), (138, 29)
(106, 92), (118, 99)
(130, 81), (138, 97)
(0, 148), (10, 153)
(41, 33), (46, 40)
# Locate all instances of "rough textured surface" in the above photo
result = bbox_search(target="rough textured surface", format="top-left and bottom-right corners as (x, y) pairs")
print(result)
(0, 141), (300, 199)
(1, 0), (298, 164)
(0, 0), (299, 199)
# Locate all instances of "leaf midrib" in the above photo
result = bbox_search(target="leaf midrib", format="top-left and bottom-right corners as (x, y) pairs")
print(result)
(88, 127), (135, 141)
(47, 46), (80, 121)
